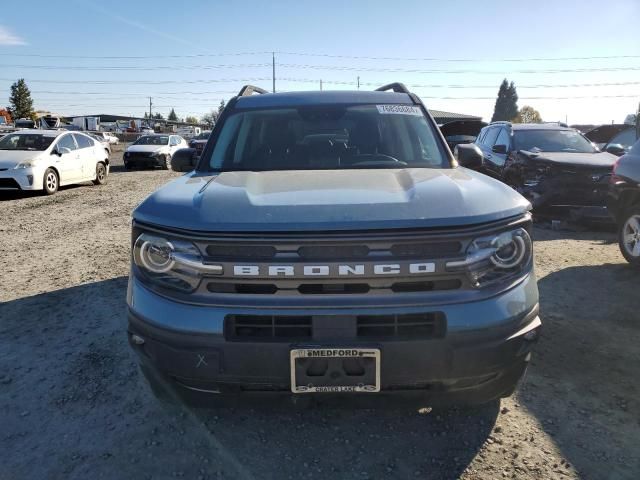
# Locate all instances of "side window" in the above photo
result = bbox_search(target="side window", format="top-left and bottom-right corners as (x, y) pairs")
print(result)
(495, 128), (510, 149)
(74, 134), (93, 149)
(476, 128), (487, 145)
(169, 136), (179, 146)
(609, 129), (636, 148)
(484, 127), (500, 147)
(56, 134), (77, 151)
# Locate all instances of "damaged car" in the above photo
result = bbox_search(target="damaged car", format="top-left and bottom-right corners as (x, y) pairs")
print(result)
(457, 122), (618, 221)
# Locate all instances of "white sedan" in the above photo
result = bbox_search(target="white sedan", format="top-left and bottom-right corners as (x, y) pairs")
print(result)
(0, 130), (109, 195)
(123, 134), (188, 170)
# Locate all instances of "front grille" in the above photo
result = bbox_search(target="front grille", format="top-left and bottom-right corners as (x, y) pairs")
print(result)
(0, 178), (20, 189)
(127, 152), (156, 162)
(225, 313), (446, 342)
(357, 313), (446, 339)
(226, 315), (312, 341)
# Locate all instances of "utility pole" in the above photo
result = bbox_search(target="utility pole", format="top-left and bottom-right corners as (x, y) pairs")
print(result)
(357, 76), (360, 90)
(320, 79), (323, 91)
(272, 52), (276, 93)
(148, 97), (152, 119)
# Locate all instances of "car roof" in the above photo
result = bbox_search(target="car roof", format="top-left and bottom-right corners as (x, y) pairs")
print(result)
(235, 90), (414, 109)
(509, 123), (573, 131)
(11, 129), (64, 137)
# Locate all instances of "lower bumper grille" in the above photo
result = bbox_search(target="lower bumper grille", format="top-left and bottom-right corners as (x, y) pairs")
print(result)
(0, 178), (20, 189)
(225, 313), (446, 342)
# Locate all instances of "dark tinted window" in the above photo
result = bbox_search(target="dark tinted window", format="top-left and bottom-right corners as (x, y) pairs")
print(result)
(134, 135), (169, 145)
(513, 129), (596, 153)
(483, 127), (500, 146)
(208, 104), (449, 171)
(74, 134), (94, 149)
(57, 134), (77, 151)
(608, 129), (636, 148)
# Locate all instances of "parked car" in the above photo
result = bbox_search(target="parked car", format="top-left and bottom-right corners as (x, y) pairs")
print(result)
(439, 120), (487, 151)
(91, 131), (119, 146)
(584, 124), (636, 156)
(0, 130), (109, 195)
(87, 132), (111, 158)
(188, 130), (211, 155)
(123, 134), (187, 170)
(457, 122), (618, 221)
(127, 83), (540, 407)
(608, 138), (640, 265)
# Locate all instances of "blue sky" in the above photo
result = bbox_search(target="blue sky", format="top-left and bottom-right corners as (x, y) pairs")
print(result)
(1, 0), (639, 123)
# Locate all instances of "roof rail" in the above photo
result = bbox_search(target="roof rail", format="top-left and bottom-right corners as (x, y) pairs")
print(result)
(375, 82), (410, 94)
(237, 85), (268, 97)
(489, 120), (512, 125)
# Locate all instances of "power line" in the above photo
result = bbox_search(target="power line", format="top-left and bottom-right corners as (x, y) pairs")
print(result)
(0, 77), (271, 85)
(2, 50), (639, 62)
(0, 63), (270, 71)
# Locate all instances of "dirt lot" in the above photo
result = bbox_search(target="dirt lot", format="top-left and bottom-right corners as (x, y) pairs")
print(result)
(1, 149), (639, 480)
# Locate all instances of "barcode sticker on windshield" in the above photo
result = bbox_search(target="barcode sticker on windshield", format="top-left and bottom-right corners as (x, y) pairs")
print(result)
(376, 105), (423, 116)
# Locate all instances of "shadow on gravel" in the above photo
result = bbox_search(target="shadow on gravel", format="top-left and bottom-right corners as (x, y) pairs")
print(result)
(0, 277), (499, 479)
(521, 262), (640, 479)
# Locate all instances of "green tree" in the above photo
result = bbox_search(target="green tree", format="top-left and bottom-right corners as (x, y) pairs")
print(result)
(201, 109), (218, 128)
(168, 108), (178, 121)
(184, 115), (199, 124)
(9, 79), (34, 120)
(218, 99), (226, 114)
(152, 113), (164, 120)
(512, 105), (543, 124)
(491, 79), (519, 122)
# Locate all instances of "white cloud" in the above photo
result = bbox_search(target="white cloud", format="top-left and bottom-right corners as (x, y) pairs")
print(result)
(0, 26), (26, 46)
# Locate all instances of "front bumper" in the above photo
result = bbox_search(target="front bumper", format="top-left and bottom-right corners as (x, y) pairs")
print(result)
(127, 273), (540, 405)
(0, 167), (42, 190)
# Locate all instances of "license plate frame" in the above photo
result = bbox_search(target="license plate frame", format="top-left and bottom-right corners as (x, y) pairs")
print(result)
(290, 347), (381, 394)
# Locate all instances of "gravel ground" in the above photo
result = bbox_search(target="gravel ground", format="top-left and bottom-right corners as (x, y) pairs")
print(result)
(1, 148), (639, 479)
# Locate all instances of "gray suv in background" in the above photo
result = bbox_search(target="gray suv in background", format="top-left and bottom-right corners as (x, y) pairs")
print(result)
(127, 83), (541, 406)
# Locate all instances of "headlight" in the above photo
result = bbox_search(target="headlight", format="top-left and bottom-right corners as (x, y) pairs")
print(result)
(446, 228), (532, 288)
(15, 161), (35, 169)
(133, 233), (222, 293)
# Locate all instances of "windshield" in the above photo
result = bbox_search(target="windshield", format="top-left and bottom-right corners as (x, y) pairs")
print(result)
(133, 135), (168, 146)
(513, 129), (596, 153)
(0, 133), (55, 151)
(207, 105), (448, 171)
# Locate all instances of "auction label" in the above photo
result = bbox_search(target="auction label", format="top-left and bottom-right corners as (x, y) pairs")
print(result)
(376, 105), (423, 116)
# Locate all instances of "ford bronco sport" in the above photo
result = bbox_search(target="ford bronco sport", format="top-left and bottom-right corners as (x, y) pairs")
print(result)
(127, 83), (541, 406)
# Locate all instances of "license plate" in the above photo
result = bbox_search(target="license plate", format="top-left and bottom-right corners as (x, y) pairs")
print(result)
(290, 348), (380, 394)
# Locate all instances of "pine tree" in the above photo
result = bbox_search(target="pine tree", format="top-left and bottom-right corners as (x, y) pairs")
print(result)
(491, 79), (519, 122)
(168, 108), (178, 121)
(9, 79), (34, 120)
(218, 100), (226, 114)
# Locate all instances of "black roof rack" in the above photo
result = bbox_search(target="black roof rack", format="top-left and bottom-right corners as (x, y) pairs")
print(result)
(237, 85), (268, 97)
(375, 82), (410, 94)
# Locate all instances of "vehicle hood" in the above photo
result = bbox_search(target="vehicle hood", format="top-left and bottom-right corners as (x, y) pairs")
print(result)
(0, 150), (43, 169)
(520, 150), (617, 168)
(134, 168), (530, 232)
(126, 145), (168, 154)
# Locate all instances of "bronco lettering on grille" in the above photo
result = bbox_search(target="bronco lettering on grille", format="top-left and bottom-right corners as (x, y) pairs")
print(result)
(232, 263), (436, 277)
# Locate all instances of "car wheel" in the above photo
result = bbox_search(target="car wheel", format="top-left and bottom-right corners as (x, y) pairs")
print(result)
(93, 162), (107, 185)
(619, 207), (640, 266)
(43, 168), (58, 195)
(161, 154), (171, 170)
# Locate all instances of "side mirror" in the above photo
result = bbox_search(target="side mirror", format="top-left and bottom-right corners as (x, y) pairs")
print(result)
(492, 144), (508, 154)
(171, 148), (198, 172)
(51, 145), (61, 156)
(605, 144), (626, 156)
(455, 143), (484, 170)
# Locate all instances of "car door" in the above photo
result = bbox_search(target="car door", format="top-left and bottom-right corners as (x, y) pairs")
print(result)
(53, 133), (82, 184)
(73, 133), (97, 180)
(476, 126), (500, 177)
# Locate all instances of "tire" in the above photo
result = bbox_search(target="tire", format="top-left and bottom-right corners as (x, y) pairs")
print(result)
(161, 154), (171, 170)
(93, 162), (107, 185)
(618, 206), (640, 266)
(42, 168), (58, 195)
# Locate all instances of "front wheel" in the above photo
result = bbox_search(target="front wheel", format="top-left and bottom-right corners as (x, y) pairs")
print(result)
(43, 168), (58, 195)
(619, 207), (640, 266)
(93, 162), (107, 185)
